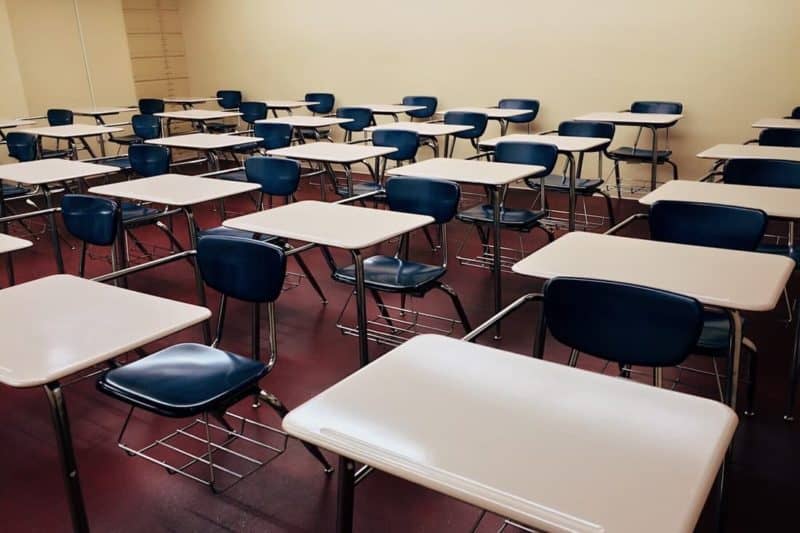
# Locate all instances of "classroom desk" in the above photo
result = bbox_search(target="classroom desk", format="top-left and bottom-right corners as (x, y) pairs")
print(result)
(257, 116), (353, 142)
(154, 109), (242, 134)
(257, 100), (319, 117)
(697, 143), (800, 162)
(752, 118), (800, 130)
(163, 96), (221, 109)
(574, 112), (683, 191)
(72, 107), (137, 155)
(0, 232), (32, 285)
(0, 159), (121, 273)
(284, 334), (738, 533)
(356, 104), (426, 122)
(266, 143), (397, 199)
(0, 274), (210, 532)
(512, 231), (795, 410)
(480, 133), (611, 231)
(0, 118), (37, 141)
(364, 121), (472, 157)
(18, 124), (124, 159)
(146, 133), (262, 171)
(439, 107), (533, 135)
(387, 157), (545, 339)
(223, 200), (432, 367)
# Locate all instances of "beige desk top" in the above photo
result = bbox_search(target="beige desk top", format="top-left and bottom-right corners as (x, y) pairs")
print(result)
(155, 110), (242, 121)
(752, 118), (800, 130)
(480, 133), (610, 152)
(284, 334), (737, 533)
(0, 274), (211, 387)
(18, 124), (123, 138)
(72, 107), (136, 116)
(0, 119), (36, 128)
(257, 116), (353, 128)
(89, 173), (260, 207)
(365, 121), (472, 136)
(260, 100), (318, 108)
(574, 112), (683, 126)
(358, 104), (426, 114)
(0, 233), (33, 254)
(513, 232), (793, 312)
(639, 180), (800, 219)
(0, 159), (120, 185)
(223, 200), (432, 250)
(440, 107), (532, 119)
(387, 157), (544, 186)
(267, 142), (397, 164)
(697, 143), (800, 162)
(147, 133), (261, 150)
(163, 96), (220, 104)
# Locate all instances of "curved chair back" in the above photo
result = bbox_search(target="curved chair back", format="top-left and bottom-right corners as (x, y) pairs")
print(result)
(791, 107), (800, 119)
(758, 128), (800, 148)
(129, 144), (170, 177)
(138, 98), (165, 115)
(252, 122), (292, 150)
(630, 101), (683, 114)
(372, 129), (419, 161)
(239, 101), (268, 125)
(498, 98), (540, 123)
(649, 200), (766, 251)
(305, 92), (335, 115)
(216, 90), (242, 110)
(557, 120), (615, 151)
(197, 235), (286, 303)
(544, 277), (703, 367)
(6, 132), (38, 162)
(402, 96), (437, 119)
(131, 114), (161, 140)
(444, 111), (488, 139)
(723, 158), (800, 189)
(245, 156), (300, 197)
(47, 109), (73, 126)
(336, 107), (373, 132)
(494, 141), (558, 185)
(61, 194), (120, 246)
(385, 177), (460, 224)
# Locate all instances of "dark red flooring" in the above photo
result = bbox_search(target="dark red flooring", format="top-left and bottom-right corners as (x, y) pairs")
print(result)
(0, 175), (798, 532)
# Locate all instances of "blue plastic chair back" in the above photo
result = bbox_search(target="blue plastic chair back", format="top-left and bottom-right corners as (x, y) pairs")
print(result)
(724, 159), (800, 189)
(494, 141), (558, 177)
(129, 144), (170, 177)
(649, 200), (766, 251)
(385, 177), (460, 224)
(197, 235), (286, 303)
(544, 277), (703, 367)
(216, 90), (242, 109)
(444, 111), (488, 139)
(245, 156), (300, 197)
(498, 98), (540, 123)
(558, 120), (615, 151)
(138, 98), (165, 115)
(131, 114), (161, 140)
(630, 101), (683, 114)
(758, 128), (800, 148)
(61, 194), (120, 246)
(791, 107), (800, 119)
(239, 101), (268, 125)
(305, 92), (335, 114)
(402, 96), (437, 119)
(6, 132), (38, 162)
(373, 129), (419, 161)
(252, 122), (292, 150)
(336, 107), (373, 132)
(47, 109), (73, 126)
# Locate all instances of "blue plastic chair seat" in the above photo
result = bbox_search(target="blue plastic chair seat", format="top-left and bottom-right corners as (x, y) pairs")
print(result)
(755, 243), (800, 267)
(233, 141), (261, 153)
(111, 134), (143, 146)
(528, 174), (604, 193)
(40, 148), (72, 159)
(456, 205), (546, 230)
(96, 343), (269, 418)
(198, 226), (280, 243)
(122, 202), (159, 222)
(206, 122), (237, 133)
(301, 128), (330, 139)
(102, 156), (133, 170)
(608, 147), (673, 161)
(2, 184), (30, 198)
(333, 255), (446, 293)
(335, 181), (384, 198)
(694, 309), (742, 356)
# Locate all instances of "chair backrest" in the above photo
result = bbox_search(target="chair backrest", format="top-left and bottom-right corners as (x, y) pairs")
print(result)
(129, 144), (170, 177)
(6, 132), (38, 162)
(305, 92), (335, 114)
(543, 277), (703, 367)
(197, 235), (286, 303)
(402, 95), (437, 119)
(372, 129), (419, 161)
(61, 194), (120, 246)
(216, 90), (242, 110)
(47, 109), (73, 126)
(252, 122), (292, 150)
(245, 156), (300, 197)
(131, 114), (161, 140)
(336, 107), (373, 132)
(498, 98), (540, 123)
(723, 158), (800, 189)
(758, 128), (800, 148)
(385, 176), (460, 224)
(557, 120), (615, 151)
(630, 101), (683, 114)
(239, 101), (268, 125)
(138, 98), (165, 115)
(494, 141), (558, 184)
(791, 106), (800, 119)
(649, 200), (766, 251)
(444, 111), (488, 139)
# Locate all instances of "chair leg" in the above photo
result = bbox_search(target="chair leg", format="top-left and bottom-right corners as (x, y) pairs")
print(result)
(292, 253), (327, 304)
(613, 161), (622, 199)
(538, 224), (555, 242)
(786, 301), (800, 421)
(744, 343), (757, 417)
(369, 289), (396, 331)
(667, 159), (679, 180)
(435, 282), (472, 332)
(568, 349), (580, 367)
(422, 226), (437, 251)
(597, 190), (616, 226)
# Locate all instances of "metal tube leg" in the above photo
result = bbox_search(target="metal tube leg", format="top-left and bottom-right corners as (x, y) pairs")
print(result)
(185, 208), (212, 344)
(725, 310), (744, 410)
(336, 456), (356, 533)
(785, 299), (800, 421)
(650, 126), (658, 191)
(492, 186), (503, 340)
(352, 250), (369, 367)
(44, 382), (90, 533)
(566, 153), (577, 232)
(43, 186), (65, 274)
(293, 253), (327, 304)
(532, 304), (546, 359)
(715, 457), (728, 533)
(6, 253), (15, 286)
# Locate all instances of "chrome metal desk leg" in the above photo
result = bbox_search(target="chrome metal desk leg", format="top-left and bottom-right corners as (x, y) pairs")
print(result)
(492, 186), (503, 340)
(724, 309), (744, 410)
(649, 126), (658, 191)
(185, 207), (212, 344)
(336, 456), (356, 533)
(352, 249), (369, 367)
(43, 185), (65, 273)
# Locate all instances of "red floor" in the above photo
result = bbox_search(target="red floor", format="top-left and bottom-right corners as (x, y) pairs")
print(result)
(0, 176), (798, 532)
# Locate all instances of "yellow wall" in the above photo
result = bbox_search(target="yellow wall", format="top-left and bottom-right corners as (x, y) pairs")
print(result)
(178, 0), (800, 179)
(0, 0), (28, 118)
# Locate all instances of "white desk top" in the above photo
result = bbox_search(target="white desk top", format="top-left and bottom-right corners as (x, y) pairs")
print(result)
(72, 106), (136, 116)
(89, 173), (260, 207)
(513, 232), (793, 312)
(0, 233), (33, 254)
(640, 180), (800, 219)
(147, 133), (261, 150)
(574, 112), (683, 126)
(480, 133), (610, 152)
(259, 100), (318, 109)
(284, 334), (737, 533)
(0, 159), (120, 185)
(267, 142), (396, 164)
(18, 124), (123, 138)
(155, 109), (242, 121)
(752, 118), (800, 130)
(0, 274), (211, 388)
(365, 121), (472, 136)
(163, 96), (220, 104)
(256, 116), (353, 128)
(387, 157), (544, 186)
(224, 200), (432, 250)
(0, 118), (36, 129)
(697, 143), (800, 162)
(357, 104), (426, 114)
(441, 107), (531, 119)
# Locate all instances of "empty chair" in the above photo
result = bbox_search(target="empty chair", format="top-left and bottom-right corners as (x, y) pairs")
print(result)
(60, 194), (121, 277)
(138, 98), (165, 115)
(97, 235), (332, 492)
(110, 114), (162, 148)
(402, 95), (437, 121)
(758, 128), (800, 148)
(232, 121), (292, 158)
(6, 132), (38, 162)
(497, 98), (540, 133)
(305, 92), (335, 115)
(239, 101), (268, 131)
(129, 143), (170, 177)
(205, 90), (243, 133)
(336, 107), (373, 143)
(790, 107), (800, 119)
(443, 111), (488, 156)
(47, 108), (73, 126)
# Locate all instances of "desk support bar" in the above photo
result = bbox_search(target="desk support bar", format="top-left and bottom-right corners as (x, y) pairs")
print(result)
(92, 249), (196, 283)
(333, 189), (383, 205)
(462, 293), (542, 343)
(604, 213), (648, 235)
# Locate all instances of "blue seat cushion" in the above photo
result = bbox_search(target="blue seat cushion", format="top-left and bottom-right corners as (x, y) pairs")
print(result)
(608, 147), (673, 161)
(41, 149), (72, 159)
(694, 309), (754, 357)
(2, 184), (31, 198)
(527, 174), (605, 193)
(301, 128), (330, 139)
(756, 243), (800, 267)
(101, 156), (132, 170)
(219, 170), (248, 182)
(198, 226), (280, 243)
(456, 205), (546, 230)
(335, 181), (384, 198)
(333, 255), (446, 293)
(111, 134), (142, 146)
(206, 122), (237, 133)
(96, 343), (269, 418)
(122, 202), (159, 222)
